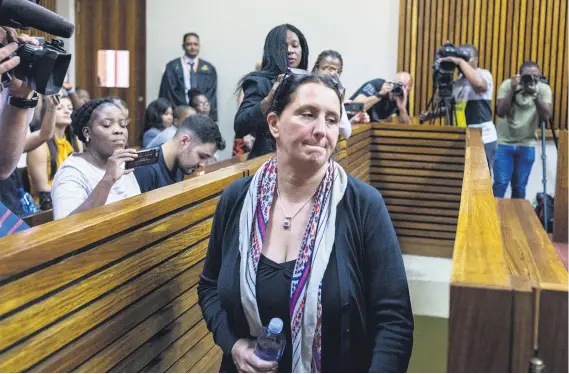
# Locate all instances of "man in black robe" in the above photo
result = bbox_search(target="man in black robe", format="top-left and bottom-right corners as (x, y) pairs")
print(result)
(159, 32), (218, 121)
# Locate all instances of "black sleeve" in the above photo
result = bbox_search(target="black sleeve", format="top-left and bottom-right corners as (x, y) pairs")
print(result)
(363, 188), (414, 372)
(207, 66), (218, 121)
(234, 77), (270, 138)
(133, 166), (157, 193)
(158, 64), (179, 105)
(197, 187), (240, 355)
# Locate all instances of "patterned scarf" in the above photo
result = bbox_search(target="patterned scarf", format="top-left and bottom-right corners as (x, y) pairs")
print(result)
(239, 156), (348, 372)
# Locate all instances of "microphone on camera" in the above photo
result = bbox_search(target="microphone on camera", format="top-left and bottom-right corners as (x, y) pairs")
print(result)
(0, 0), (75, 38)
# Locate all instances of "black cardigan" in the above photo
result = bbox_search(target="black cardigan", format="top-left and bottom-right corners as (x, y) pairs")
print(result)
(234, 75), (276, 159)
(198, 175), (414, 372)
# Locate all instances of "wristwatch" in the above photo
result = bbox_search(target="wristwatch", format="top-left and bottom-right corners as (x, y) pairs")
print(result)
(8, 93), (39, 108)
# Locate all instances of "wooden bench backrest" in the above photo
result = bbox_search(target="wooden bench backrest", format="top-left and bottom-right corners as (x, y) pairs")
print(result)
(0, 168), (246, 372)
(370, 122), (467, 257)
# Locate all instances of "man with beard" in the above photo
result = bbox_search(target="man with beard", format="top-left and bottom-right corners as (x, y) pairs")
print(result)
(134, 114), (225, 192)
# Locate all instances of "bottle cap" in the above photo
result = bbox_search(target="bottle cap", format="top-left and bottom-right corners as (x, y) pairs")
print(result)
(268, 318), (283, 334)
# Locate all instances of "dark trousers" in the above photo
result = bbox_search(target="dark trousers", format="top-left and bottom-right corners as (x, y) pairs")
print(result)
(492, 144), (535, 198)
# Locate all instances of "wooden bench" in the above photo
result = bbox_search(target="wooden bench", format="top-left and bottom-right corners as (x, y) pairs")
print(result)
(370, 122), (467, 258)
(448, 129), (568, 372)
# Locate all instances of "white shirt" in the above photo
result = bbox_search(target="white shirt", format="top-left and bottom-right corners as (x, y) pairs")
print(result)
(51, 154), (141, 219)
(181, 56), (197, 103)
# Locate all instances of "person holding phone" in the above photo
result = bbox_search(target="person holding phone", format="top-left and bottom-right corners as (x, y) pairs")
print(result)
(493, 61), (552, 198)
(51, 98), (141, 219)
(312, 49), (370, 138)
(234, 24), (309, 160)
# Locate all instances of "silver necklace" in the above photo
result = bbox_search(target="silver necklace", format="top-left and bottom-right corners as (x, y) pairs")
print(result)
(276, 185), (316, 230)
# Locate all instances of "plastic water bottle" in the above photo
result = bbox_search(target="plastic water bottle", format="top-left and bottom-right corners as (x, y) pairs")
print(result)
(19, 188), (40, 215)
(254, 318), (286, 361)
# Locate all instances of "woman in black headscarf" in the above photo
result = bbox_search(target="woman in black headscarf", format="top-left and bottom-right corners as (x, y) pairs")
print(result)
(234, 24), (309, 160)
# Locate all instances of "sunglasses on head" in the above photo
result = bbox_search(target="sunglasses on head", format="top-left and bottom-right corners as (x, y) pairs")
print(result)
(278, 68), (345, 97)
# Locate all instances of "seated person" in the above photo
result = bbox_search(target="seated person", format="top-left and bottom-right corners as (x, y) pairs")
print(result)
(187, 88), (211, 118)
(312, 49), (370, 138)
(51, 98), (141, 220)
(134, 114), (225, 192)
(140, 98), (173, 148)
(63, 82), (91, 109)
(27, 95), (82, 210)
(351, 72), (413, 124)
(147, 105), (197, 148)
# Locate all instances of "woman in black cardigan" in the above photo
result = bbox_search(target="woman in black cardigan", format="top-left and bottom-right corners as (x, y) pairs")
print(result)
(199, 73), (413, 373)
(234, 24), (309, 160)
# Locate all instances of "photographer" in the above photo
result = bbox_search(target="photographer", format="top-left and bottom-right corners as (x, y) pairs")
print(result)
(438, 44), (498, 168)
(350, 72), (413, 124)
(493, 62), (552, 199)
(0, 27), (41, 237)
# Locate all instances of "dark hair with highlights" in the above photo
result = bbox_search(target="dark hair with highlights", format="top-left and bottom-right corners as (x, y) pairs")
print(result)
(268, 74), (343, 116)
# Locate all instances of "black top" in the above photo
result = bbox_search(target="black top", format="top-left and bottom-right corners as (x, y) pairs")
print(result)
(0, 169), (25, 217)
(158, 57), (218, 121)
(257, 255), (295, 372)
(350, 78), (399, 122)
(198, 175), (414, 372)
(234, 75), (276, 159)
(134, 149), (184, 193)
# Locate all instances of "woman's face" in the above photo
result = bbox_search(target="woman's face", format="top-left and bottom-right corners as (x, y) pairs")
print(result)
(55, 97), (73, 128)
(287, 30), (302, 68)
(317, 56), (342, 77)
(162, 107), (174, 128)
(84, 104), (128, 159)
(193, 95), (211, 116)
(268, 82), (340, 168)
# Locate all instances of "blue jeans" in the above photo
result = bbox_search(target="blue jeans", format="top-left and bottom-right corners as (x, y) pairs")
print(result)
(493, 144), (535, 198)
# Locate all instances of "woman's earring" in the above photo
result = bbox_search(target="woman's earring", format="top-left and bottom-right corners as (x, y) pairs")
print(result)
(85, 135), (90, 144)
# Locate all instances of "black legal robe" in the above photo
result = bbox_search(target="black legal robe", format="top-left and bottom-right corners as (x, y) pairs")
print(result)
(158, 57), (218, 121)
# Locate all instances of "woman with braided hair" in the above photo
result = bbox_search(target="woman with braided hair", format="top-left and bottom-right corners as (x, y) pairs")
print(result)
(312, 50), (370, 139)
(51, 98), (141, 219)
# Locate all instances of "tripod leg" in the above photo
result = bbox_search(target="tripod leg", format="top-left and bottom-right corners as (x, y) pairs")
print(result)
(541, 120), (548, 232)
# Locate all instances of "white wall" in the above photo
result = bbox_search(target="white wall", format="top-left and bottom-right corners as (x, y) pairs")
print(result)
(146, 0), (400, 159)
(55, 0), (75, 85)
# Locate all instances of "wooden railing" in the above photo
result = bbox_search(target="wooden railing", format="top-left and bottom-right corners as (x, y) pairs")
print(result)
(0, 123), (566, 372)
(448, 129), (568, 372)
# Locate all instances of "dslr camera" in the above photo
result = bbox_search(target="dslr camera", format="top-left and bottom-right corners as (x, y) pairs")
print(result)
(433, 42), (472, 98)
(391, 82), (405, 98)
(0, 0), (74, 95)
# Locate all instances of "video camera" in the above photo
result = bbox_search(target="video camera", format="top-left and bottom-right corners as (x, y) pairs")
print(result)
(0, 0), (74, 95)
(391, 82), (405, 98)
(432, 42), (472, 98)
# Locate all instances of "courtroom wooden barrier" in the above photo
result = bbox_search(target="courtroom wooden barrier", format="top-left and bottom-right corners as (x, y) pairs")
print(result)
(553, 130), (568, 243)
(448, 128), (568, 372)
(370, 122), (466, 258)
(0, 167), (248, 372)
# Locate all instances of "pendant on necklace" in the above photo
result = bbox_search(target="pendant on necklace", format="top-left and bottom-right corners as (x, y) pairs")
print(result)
(283, 217), (291, 230)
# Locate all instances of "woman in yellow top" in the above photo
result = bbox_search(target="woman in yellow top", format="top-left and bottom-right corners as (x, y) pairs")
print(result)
(27, 95), (83, 209)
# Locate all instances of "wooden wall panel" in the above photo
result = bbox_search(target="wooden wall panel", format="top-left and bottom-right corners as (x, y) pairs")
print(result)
(398, 0), (568, 130)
